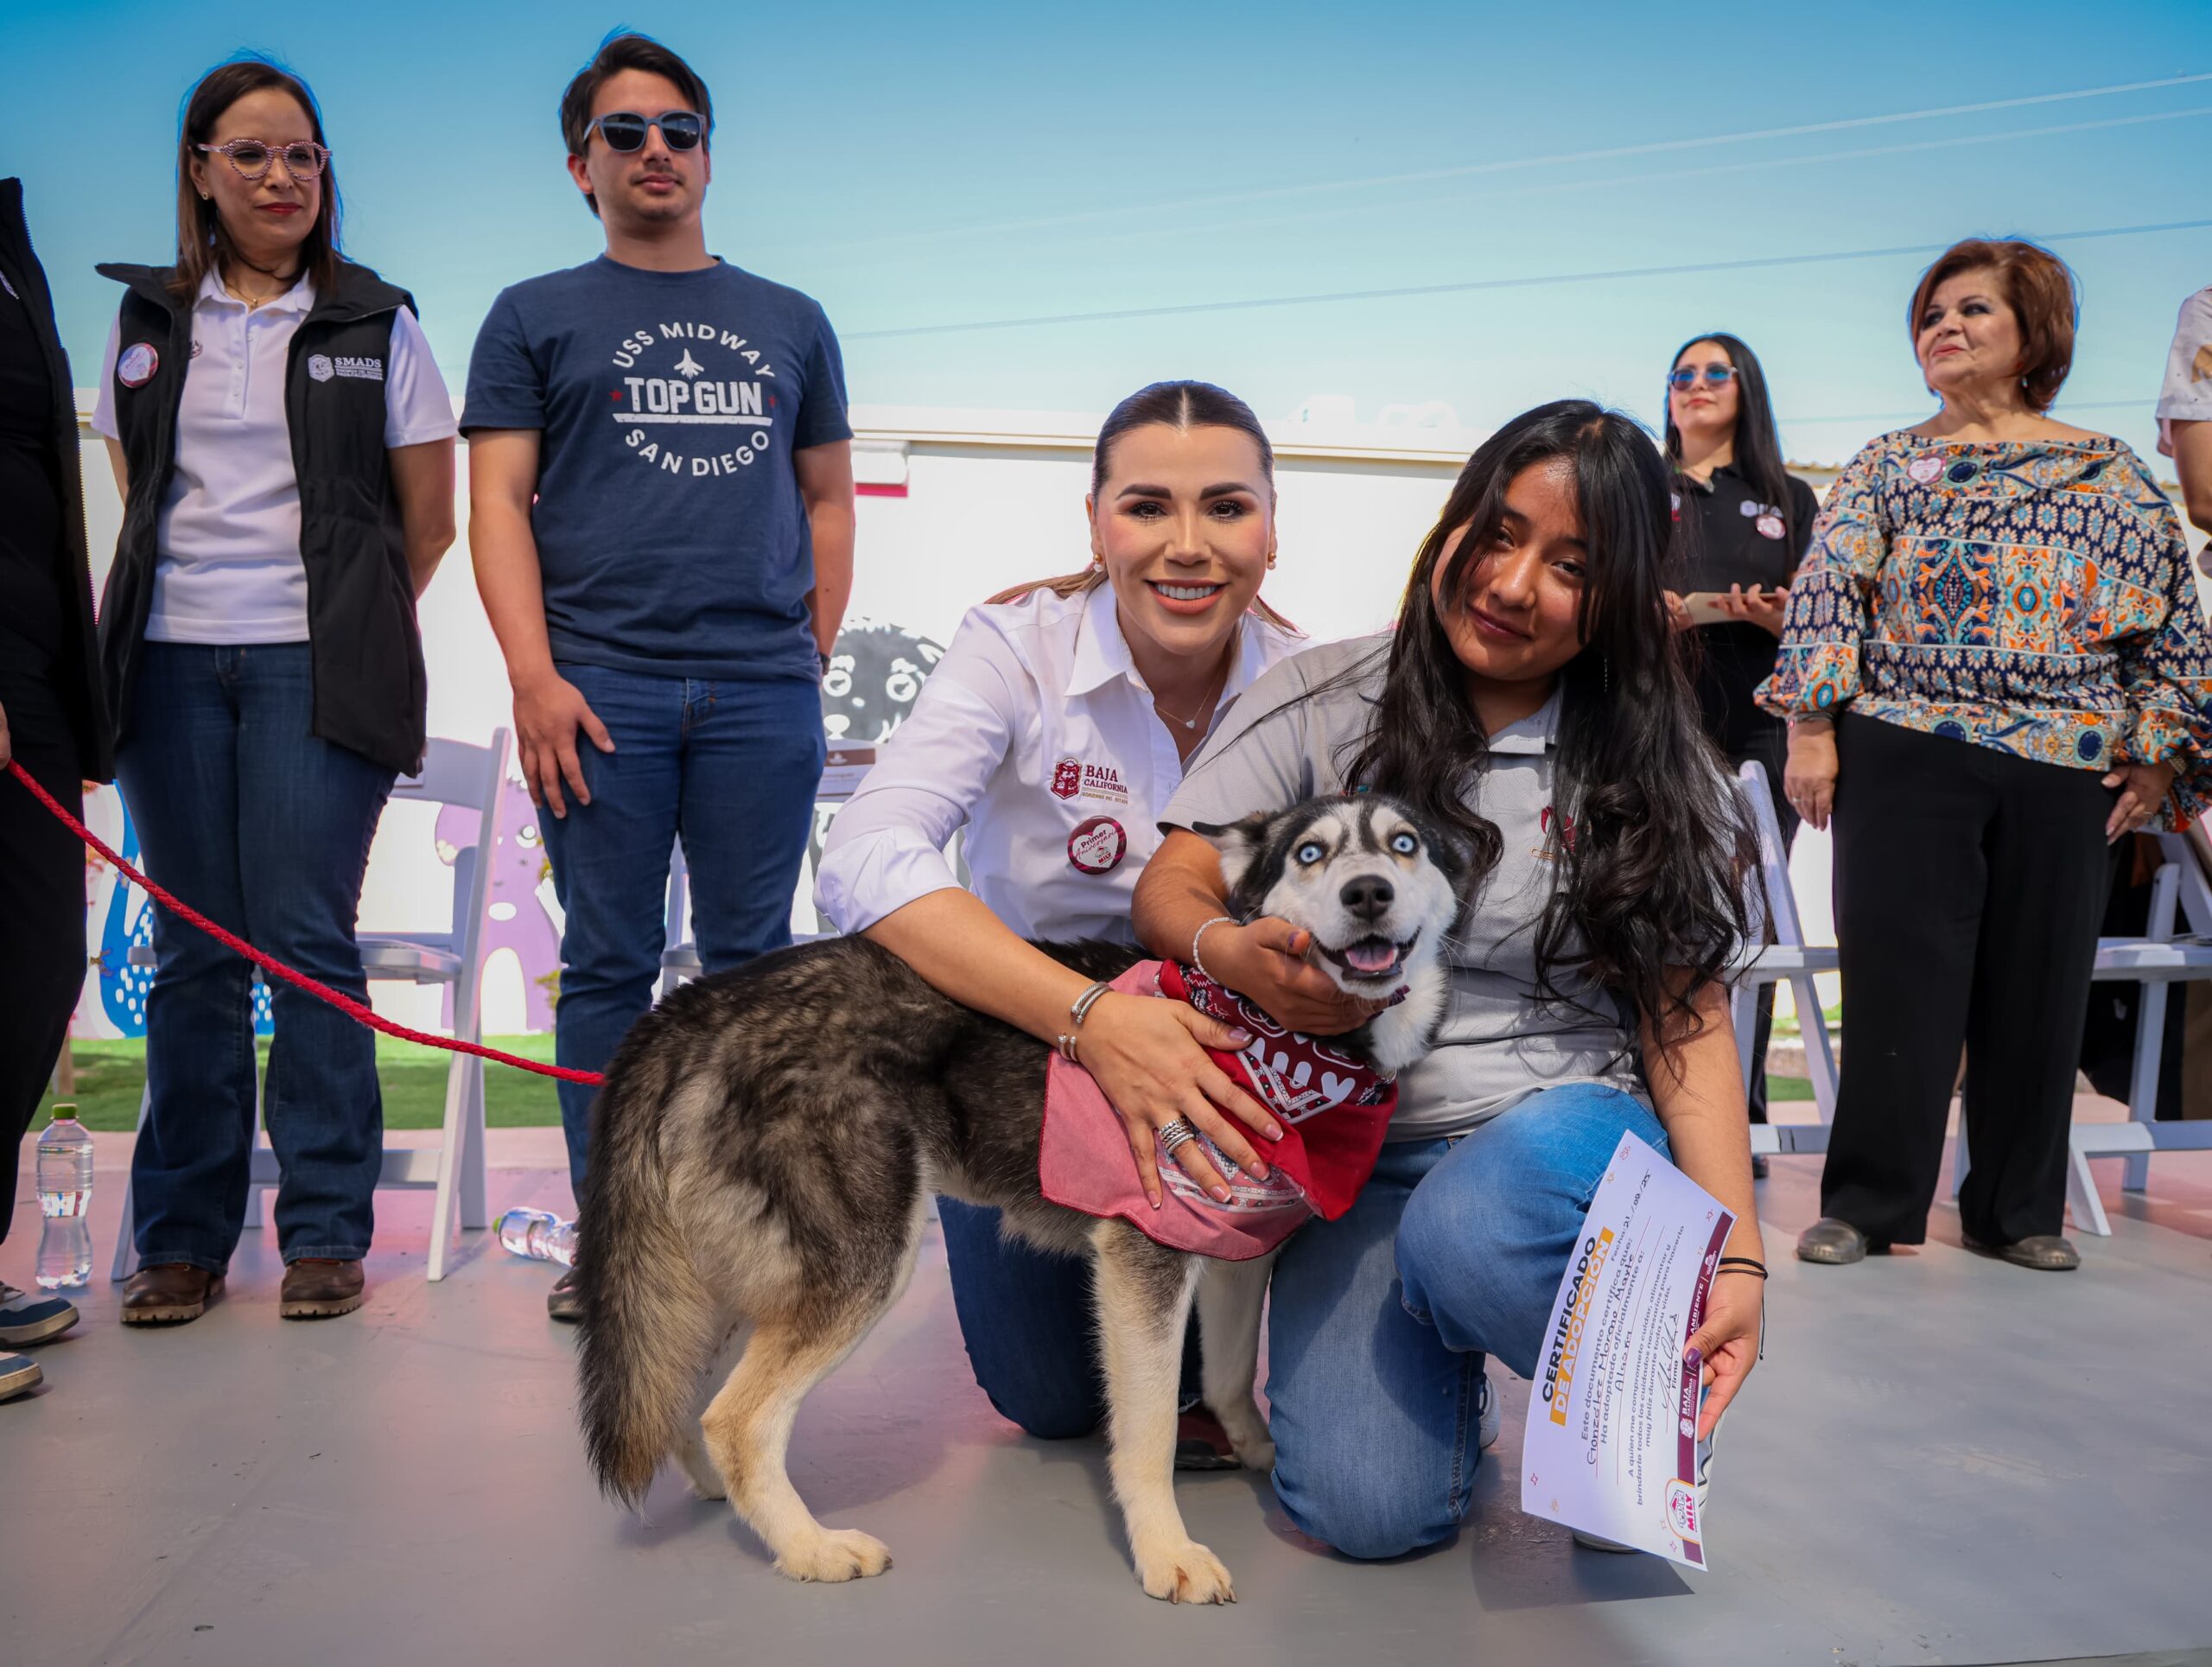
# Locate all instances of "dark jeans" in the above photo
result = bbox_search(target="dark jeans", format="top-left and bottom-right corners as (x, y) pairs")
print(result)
(938, 1198), (1203, 1438)
(0, 672), (87, 1250)
(543, 665), (824, 1194)
(1825, 713), (2110, 1245)
(115, 644), (395, 1271)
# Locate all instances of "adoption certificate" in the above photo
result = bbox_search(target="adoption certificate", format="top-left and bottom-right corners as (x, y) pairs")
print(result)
(1519, 1131), (1735, 1568)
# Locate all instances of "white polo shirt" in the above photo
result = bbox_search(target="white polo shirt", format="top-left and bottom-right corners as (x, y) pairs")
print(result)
(2157, 285), (2212, 458)
(816, 581), (1306, 945)
(91, 271), (455, 645)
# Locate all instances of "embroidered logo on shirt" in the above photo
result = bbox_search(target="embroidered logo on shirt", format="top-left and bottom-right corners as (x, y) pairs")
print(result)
(116, 342), (159, 387)
(1067, 816), (1128, 875)
(1535, 805), (1576, 861)
(310, 353), (384, 383)
(608, 319), (781, 478)
(1050, 757), (1128, 805)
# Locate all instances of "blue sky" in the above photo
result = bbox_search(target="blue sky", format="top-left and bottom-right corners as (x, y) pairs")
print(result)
(6, 0), (2209, 467)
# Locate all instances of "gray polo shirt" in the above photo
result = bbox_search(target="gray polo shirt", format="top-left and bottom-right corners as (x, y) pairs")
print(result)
(1159, 634), (1648, 1141)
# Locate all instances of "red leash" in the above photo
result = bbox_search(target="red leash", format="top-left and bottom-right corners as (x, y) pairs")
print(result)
(6, 757), (606, 1088)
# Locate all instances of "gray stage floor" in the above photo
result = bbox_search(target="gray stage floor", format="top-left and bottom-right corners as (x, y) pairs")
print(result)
(3, 1117), (2210, 1667)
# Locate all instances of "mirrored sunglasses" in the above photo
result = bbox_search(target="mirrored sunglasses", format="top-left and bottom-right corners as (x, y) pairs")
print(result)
(588, 111), (706, 152)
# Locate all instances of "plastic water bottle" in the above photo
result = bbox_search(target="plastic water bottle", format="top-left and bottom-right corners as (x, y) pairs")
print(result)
(35, 1104), (95, 1289)
(495, 1207), (577, 1267)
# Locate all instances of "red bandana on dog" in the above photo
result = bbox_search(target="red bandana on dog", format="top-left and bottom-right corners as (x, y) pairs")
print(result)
(1038, 960), (1397, 1259)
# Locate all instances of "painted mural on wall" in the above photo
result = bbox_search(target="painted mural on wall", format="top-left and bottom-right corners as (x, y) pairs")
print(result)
(75, 618), (946, 1040)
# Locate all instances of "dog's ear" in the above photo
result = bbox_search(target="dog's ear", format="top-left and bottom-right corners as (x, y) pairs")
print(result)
(1191, 811), (1274, 897)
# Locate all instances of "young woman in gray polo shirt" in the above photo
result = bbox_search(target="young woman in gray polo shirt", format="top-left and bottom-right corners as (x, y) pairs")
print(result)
(1134, 400), (1768, 1560)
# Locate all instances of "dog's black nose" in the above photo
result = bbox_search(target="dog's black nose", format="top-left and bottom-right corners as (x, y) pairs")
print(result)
(1339, 875), (1394, 919)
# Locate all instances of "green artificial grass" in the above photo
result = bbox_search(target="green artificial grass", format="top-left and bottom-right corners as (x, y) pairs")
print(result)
(37, 1035), (564, 1132)
(37, 1036), (1821, 1130)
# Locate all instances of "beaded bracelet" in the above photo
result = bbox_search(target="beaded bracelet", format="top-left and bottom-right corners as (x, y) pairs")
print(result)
(1191, 915), (1235, 983)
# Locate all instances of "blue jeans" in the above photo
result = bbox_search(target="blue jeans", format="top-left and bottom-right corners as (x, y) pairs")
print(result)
(1266, 1083), (1667, 1561)
(543, 665), (824, 1192)
(935, 1199), (1226, 1440)
(115, 643), (396, 1271)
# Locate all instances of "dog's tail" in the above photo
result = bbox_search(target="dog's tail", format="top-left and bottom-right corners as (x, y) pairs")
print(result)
(574, 1040), (721, 1509)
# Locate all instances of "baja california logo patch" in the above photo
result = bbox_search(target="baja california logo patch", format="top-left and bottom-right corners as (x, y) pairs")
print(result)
(308, 353), (334, 382)
(116, 342), (159, 387)
(1067, 816), (1127, 875)
(1051, 757), (1084, 800)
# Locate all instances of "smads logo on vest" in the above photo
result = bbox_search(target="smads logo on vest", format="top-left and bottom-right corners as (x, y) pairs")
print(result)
(609, 319), (780, 479)
(307, 353), (385, 383)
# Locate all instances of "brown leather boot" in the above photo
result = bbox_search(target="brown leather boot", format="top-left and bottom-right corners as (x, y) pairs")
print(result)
(121, 1264), (224, 1326)
(280, 1258), (365, 1320)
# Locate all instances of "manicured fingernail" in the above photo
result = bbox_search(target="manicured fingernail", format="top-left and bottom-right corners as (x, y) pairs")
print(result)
(1249, 1161), (1270, 1179)
(1210, 1185), (1231, 1202)
(1225, 1028), (1251, 1047)
(1685, 1346), (1702, 1370)
(1266, 1124), (1283, 1141)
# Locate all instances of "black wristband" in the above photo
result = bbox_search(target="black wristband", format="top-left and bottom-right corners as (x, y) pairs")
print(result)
(1717, 1256), (1769, 1278)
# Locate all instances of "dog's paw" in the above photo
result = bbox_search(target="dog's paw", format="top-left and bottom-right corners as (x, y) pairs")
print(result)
(1135, 1537), (1236, 1605)
(675, 1440), (727, 1501)
(1214, 1400), (1274, 1473)
(773, 1528), (893, 1584)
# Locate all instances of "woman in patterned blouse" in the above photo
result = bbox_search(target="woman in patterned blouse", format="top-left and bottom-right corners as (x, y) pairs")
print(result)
(1761, 237), (2212, 1272)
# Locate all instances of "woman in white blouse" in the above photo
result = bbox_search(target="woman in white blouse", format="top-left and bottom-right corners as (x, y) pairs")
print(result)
(92, 59), (456, 1327)
(816, 381), (1305, 1448)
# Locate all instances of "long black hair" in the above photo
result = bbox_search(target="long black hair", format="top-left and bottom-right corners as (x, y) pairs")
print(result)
(1343, 400), (1754, 1035)
(1663, 331), (1799, 543)
(988, 379), (1297, 629)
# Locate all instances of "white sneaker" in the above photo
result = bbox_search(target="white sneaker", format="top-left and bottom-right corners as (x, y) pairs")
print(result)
(1476, 1366), (1502, 1452)
(0, 1349), (41, 1403)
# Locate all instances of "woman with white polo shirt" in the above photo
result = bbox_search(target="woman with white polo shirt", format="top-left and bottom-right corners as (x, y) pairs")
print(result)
(91, 58), (456, 1327)
(816, 380), (1303, 1450)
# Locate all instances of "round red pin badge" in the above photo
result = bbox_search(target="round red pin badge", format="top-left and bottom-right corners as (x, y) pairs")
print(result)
(117, 341), (160, 388)
(1067, 815), (1127, 875)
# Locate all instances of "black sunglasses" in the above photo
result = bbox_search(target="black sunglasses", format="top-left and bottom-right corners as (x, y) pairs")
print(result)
(1667, 365), (1742, 391)
(587, 110), (706, 153)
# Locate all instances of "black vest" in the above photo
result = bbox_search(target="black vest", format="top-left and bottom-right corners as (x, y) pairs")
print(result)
(95, 258), (429, 775)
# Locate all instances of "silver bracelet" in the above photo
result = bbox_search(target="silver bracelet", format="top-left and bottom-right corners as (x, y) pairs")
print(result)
(1055, 979), (1115, 1064)
(1191, 915), (1235, 983)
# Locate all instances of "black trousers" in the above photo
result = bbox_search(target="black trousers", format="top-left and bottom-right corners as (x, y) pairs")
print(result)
(1825, 714), (2111, 1244)
(0, 672), (88, 1250)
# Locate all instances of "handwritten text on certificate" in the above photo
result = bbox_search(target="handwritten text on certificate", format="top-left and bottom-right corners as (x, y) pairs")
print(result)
(1519, 1131), (1734, 1568)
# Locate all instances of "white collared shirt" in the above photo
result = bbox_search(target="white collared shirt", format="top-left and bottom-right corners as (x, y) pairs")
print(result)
(2157, 285), (2212, 457)
(816, 581), (1306, 945)
(91, 271), (455, 644)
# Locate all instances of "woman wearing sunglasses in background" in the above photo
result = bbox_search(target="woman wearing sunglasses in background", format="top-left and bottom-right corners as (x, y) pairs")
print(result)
(91, 56), (456, 1326)
(1660, 335), (1818, 1168)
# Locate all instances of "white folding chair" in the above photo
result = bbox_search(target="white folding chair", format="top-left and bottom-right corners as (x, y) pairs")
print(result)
(2052, 828), (2212, 1234)
(1727, 760), (1839, 1159)
(111, 730), (512, 1283)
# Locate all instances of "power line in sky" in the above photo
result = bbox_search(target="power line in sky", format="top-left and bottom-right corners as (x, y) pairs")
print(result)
(795, 70), (2212, 259)
(846, 218), (2212, 342)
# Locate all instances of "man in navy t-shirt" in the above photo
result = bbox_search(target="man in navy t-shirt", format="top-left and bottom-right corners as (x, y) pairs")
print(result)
(463, 33), (855, 1318)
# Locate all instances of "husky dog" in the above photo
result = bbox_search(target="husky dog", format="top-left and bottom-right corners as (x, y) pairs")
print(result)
(575, 792), (1467, 1602)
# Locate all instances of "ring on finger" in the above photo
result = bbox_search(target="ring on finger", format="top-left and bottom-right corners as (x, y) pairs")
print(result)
(1157, 1117), (1200, 1155)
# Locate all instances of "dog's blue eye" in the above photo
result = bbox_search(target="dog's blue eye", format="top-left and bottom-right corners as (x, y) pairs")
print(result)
(1390, 831), (1418, 855)
(1295, 842), (1325, 865)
